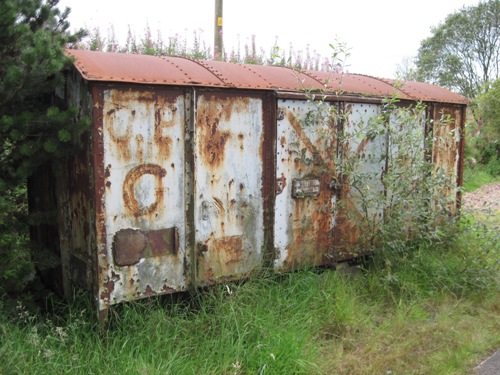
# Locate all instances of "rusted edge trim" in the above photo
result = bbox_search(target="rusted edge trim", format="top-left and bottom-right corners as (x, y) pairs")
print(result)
(262, 91), (277, 269)
(185, 87), (197, 288)
(90, 84), (109, 321)
(275, 90), (385, 104)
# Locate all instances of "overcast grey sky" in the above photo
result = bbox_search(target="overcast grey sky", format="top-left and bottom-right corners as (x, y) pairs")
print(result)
(59, 0), (481, 79)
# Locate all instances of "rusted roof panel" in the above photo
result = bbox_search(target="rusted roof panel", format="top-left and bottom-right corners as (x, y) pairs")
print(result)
(238, 64), (325, 91)
(187, 59), (273, 89)
(381, 79), (469, 105)
(304, 71), (415, 100)
(66, 49), (468, 104)
(67, 49), (225, 86)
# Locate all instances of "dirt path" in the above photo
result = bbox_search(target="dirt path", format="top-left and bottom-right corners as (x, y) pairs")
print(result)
(462, 182), (500, 212)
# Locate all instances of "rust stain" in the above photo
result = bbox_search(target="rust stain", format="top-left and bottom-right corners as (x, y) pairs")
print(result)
(197, 234), (246, 282)
(122, 163), (166, 217)
(280, 135), (286, 147)
(144, 285), (154, 296)
(197, 98), (230, 166)
(100, 280), (115, 301)
(104, 164), (111, 178)
(213, 235), (244, 266)
(275, 173), (287, 194)
(212, 196), (225, 215)
(355, 136), (370, 156)
(197, 95), (251, 166)
(135, 134), (144, 162)
(201, 115), (229, 165)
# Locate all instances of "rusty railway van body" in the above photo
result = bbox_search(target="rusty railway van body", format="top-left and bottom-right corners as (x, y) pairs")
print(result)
(29, 50), (467, 317)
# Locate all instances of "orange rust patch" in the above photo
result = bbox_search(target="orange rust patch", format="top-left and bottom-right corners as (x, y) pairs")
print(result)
(213, 235), (244, 266)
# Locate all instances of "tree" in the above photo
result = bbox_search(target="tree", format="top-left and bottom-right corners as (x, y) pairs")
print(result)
(415, 0), (500, 98)
(477, 78), (500, 135)
(0, 0), (87, 300)
(395, 56), (419, 82)
(471, 78), (500, 173)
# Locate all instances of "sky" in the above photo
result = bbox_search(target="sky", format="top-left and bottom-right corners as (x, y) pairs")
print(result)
(58, 0), (482, 79)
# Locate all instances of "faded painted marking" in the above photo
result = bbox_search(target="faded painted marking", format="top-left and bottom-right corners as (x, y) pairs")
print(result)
(286, 111), (325, 166)
(122, 163), (166, 216)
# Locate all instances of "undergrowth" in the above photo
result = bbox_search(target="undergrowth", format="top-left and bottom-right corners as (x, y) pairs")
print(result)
(1, 218), (499, 375)
(463, 165), (500, 192)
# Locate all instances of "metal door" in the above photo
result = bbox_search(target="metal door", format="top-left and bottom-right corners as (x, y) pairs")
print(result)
(274, 99), (338, 270)
(194, 92), (265, 284)
(100, 88), (187, 307)
(334, 102), (385, 252)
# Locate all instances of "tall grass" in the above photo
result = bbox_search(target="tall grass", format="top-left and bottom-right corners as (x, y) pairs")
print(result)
(463, 165), (500, 192)
(1, 219), (499, 375)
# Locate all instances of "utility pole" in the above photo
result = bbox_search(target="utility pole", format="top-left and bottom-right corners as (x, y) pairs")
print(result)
(214, 0), (223, 60)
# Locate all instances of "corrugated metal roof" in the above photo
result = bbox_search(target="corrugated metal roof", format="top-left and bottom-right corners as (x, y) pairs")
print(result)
(66, 49), (468, 105)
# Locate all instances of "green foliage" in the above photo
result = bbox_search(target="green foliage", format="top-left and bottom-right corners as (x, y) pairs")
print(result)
(463, 165), (500, 192)
(464, 78), (500, 175)
(0, 185), (33, 294)
(477, 79), (500, 136)
(368, 218), (500, 302)
(415, 0), (500, 98)
(0, 0), (87, 298)
(0, 0), (88, 184)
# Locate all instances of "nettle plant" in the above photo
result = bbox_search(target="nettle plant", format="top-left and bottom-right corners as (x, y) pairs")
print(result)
(296, 59), (458, 255)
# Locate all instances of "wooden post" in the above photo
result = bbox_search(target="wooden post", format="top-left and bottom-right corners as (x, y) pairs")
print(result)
(214, 0), (223, 60)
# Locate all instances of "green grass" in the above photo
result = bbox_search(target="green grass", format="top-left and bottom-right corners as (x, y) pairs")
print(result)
(1, 221), (499, 375)
(462, 166), (500, 192)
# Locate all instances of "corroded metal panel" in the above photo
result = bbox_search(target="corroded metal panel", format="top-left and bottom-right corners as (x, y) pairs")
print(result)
(59, 70), (96, 297)
(274, 99), (338, 270)
(194, 92), (265, 283)
(99, 88), (187, 307)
